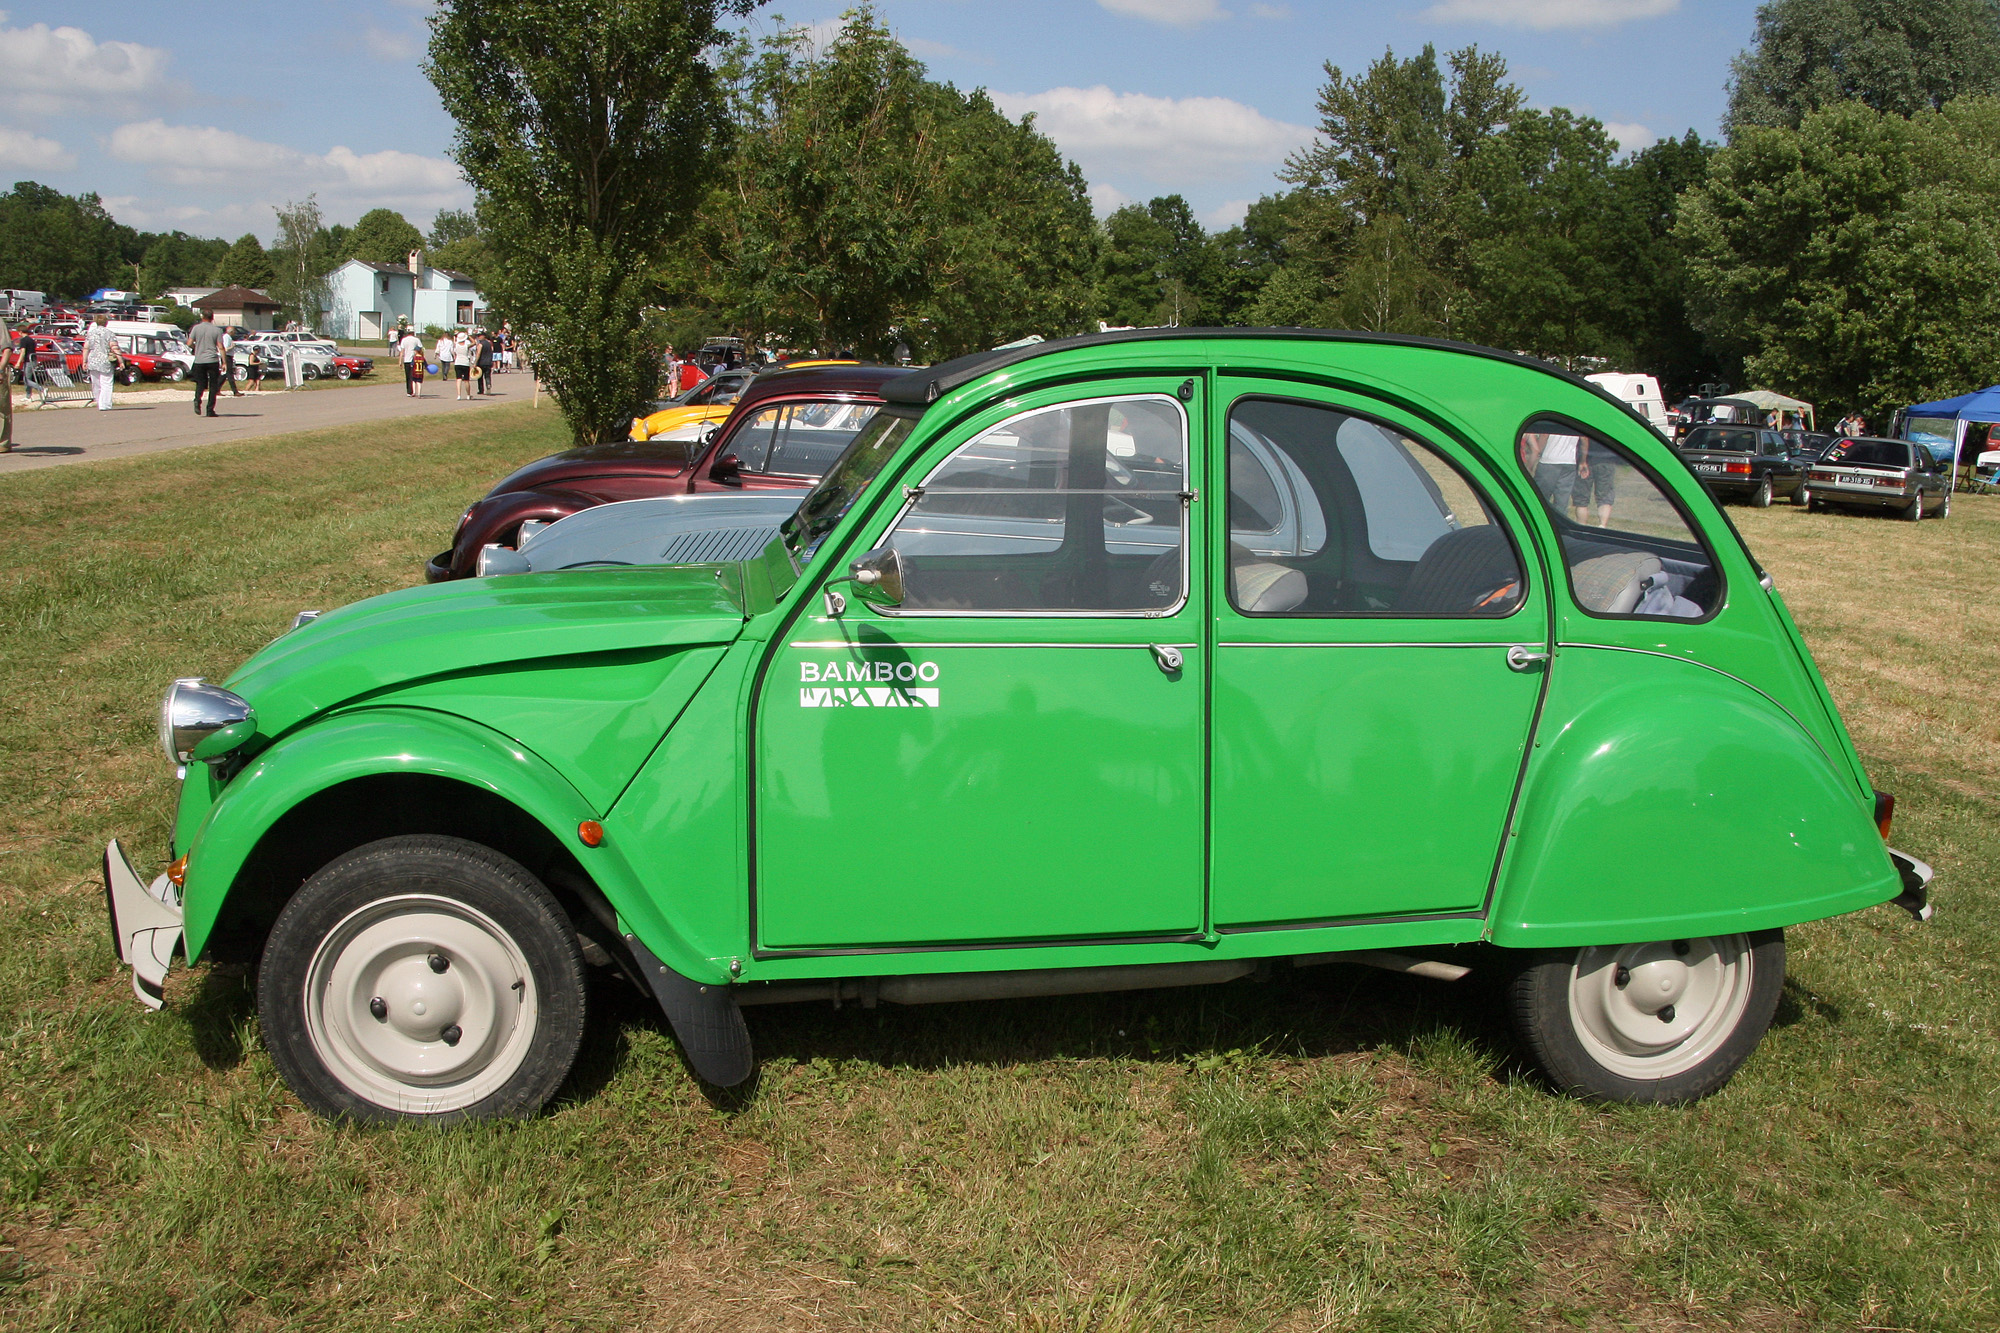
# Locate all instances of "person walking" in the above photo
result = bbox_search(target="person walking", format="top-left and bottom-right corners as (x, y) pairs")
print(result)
(81, 312), (125, 411)
(217, 327), (243, 398)
(11, 327), (43, 407)
(399, 327), (423, 396)
(1, 317), (14, 452)
(475, 328), (494, 395)
(188, 311), (225, 416)
(453, 329), (474, 400)
(243, 342), (265, 393)
(434, 329), (458, 399)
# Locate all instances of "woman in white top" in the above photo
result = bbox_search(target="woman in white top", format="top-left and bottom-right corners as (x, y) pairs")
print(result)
(451, 329), (475, 399)
(82, 313), (125, 411)
(434, 332), (457, 389)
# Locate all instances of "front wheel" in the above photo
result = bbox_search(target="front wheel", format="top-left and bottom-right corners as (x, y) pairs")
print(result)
(1506, 930), (1784, 1104)
(301, 365), (320, 381)
(256, 835), (587, 1122)
(1940, 489), (1951, 519)
(336, 364), (353, 380)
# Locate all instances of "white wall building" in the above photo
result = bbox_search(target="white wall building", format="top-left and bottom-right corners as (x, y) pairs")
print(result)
(325, 252), (487, 340)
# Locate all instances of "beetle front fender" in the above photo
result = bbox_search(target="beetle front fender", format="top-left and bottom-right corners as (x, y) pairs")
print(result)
(178, 706), (720, 981)
(1488, 646), (1901, 947)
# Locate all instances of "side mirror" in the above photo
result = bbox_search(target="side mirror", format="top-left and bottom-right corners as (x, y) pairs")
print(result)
(710, 453), (743, 487)
(848, 546), (905, 607)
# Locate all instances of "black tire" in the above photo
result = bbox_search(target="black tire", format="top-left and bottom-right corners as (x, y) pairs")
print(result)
(119, 366), (140, 386)
(1808, 496), (1825, 513)
(336, 364), (352, 380)
(1750, 477), (1772, 508)
(256, 835), (586, 1122)
(1505, 930), (1784, 1105)
(168, 365), (186, 382)
(1792, 483), (1812, 507)
(1903, 493), (1923, 521)
(1940, 489), (1950, 519)
(301, 364), (320, 381)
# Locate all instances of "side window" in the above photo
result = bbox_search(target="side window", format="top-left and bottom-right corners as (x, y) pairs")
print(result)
(1226, 398), (1522, 617)
(1516, 416), (1720, 619)
(884, 395), (1187, 614)
(735, 401), (881, 478)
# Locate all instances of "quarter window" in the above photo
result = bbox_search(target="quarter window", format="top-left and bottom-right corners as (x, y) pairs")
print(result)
(1226, 398), (1521, 617)
(883, 396), (1188, 613)
(1517, 416), (1719, 619)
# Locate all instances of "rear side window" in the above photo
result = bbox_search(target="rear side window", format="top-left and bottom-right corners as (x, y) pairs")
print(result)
(1518, 416), (1720, 619)
(1227, 398), (1521, 617)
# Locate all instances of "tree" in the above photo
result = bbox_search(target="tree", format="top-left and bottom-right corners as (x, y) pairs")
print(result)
(209, 233), (274, 290)
(1210, 192), (1302, 325)
(427, 0), (756, 446)
(428, 208), (479, 247)
(270, 195), (335, 330)
(1677, 97), (2000, 421)
(1600, 132), (1730, 395)
(1725, 0), (2000, 133)
(343, 208), (426, 267)
(0, 182), (129, 297)
(138, 232), (230, 297)
(1099, 196), (1221, 328)
(710, 9), (1097, 359)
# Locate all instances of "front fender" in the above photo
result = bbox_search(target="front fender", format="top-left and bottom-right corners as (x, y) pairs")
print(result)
(178, 706), (720, 981)
(447, 488), (604, 578)
(1488, 646), (1901, 947)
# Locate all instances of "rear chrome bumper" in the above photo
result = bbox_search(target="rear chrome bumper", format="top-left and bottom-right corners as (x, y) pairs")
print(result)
(1886, 847), (1934, 922)
(103, 839), (184, 1009)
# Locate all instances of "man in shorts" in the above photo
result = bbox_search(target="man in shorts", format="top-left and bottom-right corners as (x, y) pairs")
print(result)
(1526, 428), (1584, 508)
(1572, 439), (1615, 527)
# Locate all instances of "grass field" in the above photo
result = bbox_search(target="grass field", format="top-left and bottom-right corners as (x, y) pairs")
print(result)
(1, 409), (1995, 1331)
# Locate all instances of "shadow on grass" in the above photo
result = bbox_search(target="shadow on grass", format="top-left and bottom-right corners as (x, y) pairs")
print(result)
(180, 965), (255, 1069)
(1773, 975), (1845, 1030)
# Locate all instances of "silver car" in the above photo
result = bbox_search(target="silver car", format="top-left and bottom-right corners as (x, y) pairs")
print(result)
(1805, 437), (1952, 520)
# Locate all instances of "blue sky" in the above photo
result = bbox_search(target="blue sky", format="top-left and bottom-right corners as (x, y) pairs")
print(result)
(0, 0), (1759, 241)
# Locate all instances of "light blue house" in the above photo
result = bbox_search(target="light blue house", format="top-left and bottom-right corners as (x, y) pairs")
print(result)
(326, 253), (488, 340)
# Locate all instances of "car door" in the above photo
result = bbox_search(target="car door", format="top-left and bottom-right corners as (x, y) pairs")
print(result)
(753, 382), (1207, 951)
(1208, 384), (1550, 929)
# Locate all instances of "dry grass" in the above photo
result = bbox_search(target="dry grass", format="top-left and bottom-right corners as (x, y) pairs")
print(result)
(0, 427), (1995, 1331)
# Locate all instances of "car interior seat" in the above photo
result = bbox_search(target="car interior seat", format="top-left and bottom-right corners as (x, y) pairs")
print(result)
(1398, 524), (1521, 614)
(1230, 542), (1308, 613)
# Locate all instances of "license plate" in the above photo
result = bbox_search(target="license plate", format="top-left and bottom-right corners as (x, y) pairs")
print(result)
(1693, 463), (1724, 473)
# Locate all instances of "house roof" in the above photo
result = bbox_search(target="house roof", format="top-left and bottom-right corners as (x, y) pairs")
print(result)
(433, 267), (474, 283)
(194, 284), (282, 311)
(346, 259), (415, 277)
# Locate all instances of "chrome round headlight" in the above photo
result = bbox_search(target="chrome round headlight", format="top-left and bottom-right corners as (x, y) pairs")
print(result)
(159, 678), (256, 765)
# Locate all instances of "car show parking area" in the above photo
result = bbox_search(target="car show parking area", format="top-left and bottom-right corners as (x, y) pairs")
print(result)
(0, 407), (1995, 1331)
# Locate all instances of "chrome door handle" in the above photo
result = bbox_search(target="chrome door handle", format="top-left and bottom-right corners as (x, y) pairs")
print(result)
(1150, 644), (1184, 674)
(1506, 645), (1549, 672)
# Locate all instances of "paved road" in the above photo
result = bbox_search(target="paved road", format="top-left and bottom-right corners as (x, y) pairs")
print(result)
(0, 376), (535, 475)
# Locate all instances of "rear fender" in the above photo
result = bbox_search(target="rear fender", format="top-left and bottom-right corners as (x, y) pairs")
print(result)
(178, 706), (717, 980)
(1488, 646), (1900, 947)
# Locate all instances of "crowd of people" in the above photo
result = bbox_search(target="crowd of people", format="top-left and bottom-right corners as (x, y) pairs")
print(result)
(391, 322), (521, 400)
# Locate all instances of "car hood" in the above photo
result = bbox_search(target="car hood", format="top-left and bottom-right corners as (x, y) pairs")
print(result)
(226, 564), (749, 741)
(490, 439), (701, 494)
(512, 492), (805, 575)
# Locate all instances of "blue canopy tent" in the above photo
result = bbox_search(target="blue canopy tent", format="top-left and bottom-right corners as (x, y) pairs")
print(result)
(1898, 385), (2000, 470)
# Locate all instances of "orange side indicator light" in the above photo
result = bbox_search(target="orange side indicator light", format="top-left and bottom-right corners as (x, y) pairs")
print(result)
(167, 854), (189, 889)
(1874, 792), (1895, 842)
(578, 821), (605, 848)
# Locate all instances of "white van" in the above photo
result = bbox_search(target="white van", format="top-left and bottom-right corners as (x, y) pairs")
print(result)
(1586, 372), (1671, 436)
(2, 289), (47, 318)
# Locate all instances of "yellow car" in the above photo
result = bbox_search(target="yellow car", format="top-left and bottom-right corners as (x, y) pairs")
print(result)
(628, 361), (859, 442)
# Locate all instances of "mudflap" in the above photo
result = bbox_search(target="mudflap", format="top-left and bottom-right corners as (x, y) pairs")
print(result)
(622, 933), (754, 1087)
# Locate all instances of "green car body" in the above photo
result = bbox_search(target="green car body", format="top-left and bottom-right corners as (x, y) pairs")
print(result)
(109, 330), (1929, 1115)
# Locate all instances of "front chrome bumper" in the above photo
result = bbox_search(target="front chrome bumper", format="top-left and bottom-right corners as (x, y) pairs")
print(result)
(103, 839), (184, 1009)
(1886, 846), (1934, 922)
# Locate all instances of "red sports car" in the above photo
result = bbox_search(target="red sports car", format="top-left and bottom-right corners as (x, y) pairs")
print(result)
(332, 354), (374, 380)
(426, 362), (904, 581)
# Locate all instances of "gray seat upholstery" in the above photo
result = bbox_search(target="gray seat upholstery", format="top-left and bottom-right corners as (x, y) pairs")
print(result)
(1231, 542), (1307, 613)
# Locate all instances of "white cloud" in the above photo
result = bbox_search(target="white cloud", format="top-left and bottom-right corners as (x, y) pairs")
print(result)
(1422, 0), (1678, 29)
(0, 14), (173, 115)
(103, 120), (471, 232)
(0, 124), (75, 171)
(1201, 198), (1252, 230)
(1096, 0), (1232, 26)
(1090, 181), (1135, 215)
(995, 86), (1311, 189)
(905, 36), (976, 62)
(361, 25), (420, 62)
(1250, 3), (1291, 17)
(1602, 121), (1657, 151)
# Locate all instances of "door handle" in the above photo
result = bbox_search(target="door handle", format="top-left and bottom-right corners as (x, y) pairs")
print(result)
(1149, 644), (1184, 675)
(1506, 645), (1549, 673)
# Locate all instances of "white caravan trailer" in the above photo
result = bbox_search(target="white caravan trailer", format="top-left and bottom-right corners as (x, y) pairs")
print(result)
(1586, 372), (1671, 436)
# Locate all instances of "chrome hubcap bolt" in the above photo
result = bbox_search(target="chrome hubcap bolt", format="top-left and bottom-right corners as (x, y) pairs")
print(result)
(369, 996), (387, 1021)
(441, 1024), (463, 1046)
(428, 952), (449, 973)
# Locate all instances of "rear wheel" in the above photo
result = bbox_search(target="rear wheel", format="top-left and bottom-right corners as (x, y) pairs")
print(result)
(1507, 931), (1784, 1104)
(168, 365), (186, 382)
(1940, 489), (1951, 519)
(119, 366), (140, 386)
(1792, 482), (1812, 507)
(1903, 493), (1923, 521)
(257, 835), (586, 1122)
(1750, 477), (1773, 508)
(301, 364), (320, 381)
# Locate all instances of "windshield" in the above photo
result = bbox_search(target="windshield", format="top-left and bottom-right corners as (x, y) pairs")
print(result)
(1682, 426), (1760, 453)
(781, 412), (918, 557)
(1824, 439), (1910, 468)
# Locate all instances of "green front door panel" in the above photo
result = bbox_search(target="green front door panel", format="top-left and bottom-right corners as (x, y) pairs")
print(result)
(1208, 381), (1551, 928)
(754, 380), (1206, 951)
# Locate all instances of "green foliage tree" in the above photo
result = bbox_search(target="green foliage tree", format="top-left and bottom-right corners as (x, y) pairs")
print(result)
(1600, 132), (1730, 394)
(1677, 97), (2000, 421)
(209, 233), (275, 290)
(710, 9), (1096, 360)
(269, 195), (336, 330)
(0, 182), (130, 297)
(428, 208), (479, 247)
(427, 0), (756, 445)
(137, 232), (230, 298)
(1099, 195), (1221, 328)
(1209, 193), (1301, 325)
(1725, 0), (2000, 133)
(342, 208), (426, 266)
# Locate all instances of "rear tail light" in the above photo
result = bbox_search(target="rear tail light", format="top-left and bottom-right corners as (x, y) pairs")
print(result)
(1874, 791), (1895, 841)
(1724, 462), (1752, 475)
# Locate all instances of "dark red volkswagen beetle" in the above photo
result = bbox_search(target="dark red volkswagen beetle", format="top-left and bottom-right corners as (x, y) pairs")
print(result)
(425, 363), (904, 581)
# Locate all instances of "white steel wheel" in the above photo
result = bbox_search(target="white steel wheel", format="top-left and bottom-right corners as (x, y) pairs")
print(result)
(1566, 938), (1754, 1080)
(258, 835), (586, 1122)
(1507, 929), (1784, 1104)
(303, 894), (539, 1114)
